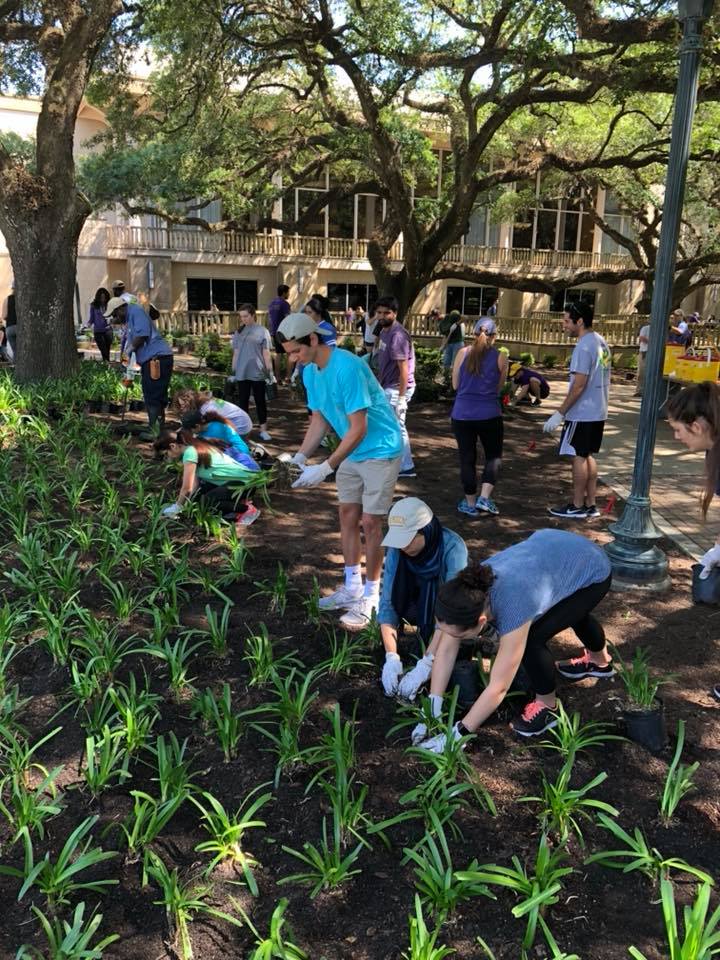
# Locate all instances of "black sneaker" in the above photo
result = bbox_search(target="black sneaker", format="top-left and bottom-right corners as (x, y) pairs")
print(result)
(398, 468), (417, 478)
(510, 701), (559, 737)
(531, 398), (542, 406)
(712, 684), (720, 702)
(557, 652), (614, 681)
(548, 503), (587, 518)
(584, 505), (600, 519)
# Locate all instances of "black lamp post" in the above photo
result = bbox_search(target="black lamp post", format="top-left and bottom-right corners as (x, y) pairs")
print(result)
(605, 0), (714, 590)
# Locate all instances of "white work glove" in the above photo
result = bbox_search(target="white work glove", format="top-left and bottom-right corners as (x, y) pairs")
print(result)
(543, 411), (564, 434)
(161, 502), (183, 518)
(290, 368), (299, 385)
(411, 722), (428, 745)
(290, 452), (308, 467)
(291, 460), (333, 489)
(395, 395), (408, 416)
(266, 371), (277, 384)
(226, 376), (236, 383)
(699, 543), (720, 580)
(418, 721), (466, 754)
(397, 653), (434, 701)
(381, 652), (403, 696)
(411, 692), (443, 745)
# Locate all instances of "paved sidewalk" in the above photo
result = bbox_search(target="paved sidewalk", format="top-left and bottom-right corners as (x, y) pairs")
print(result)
(600, 379), (720, 560)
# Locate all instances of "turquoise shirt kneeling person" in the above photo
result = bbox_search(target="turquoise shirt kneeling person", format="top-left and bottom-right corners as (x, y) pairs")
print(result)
(376, 497), (468, 696)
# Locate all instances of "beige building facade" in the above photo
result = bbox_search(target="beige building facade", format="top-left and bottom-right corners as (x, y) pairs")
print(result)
(0, 95), (712, 323)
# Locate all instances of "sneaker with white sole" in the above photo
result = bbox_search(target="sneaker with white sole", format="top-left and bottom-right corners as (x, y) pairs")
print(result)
(457, 499), (478, 517)
(475, 496), (499, 515)
(339, 596), (378, 630)
(259, 430), (272, 442)
(556, 651), (614, 680)
(548, 503), (587, 519)
(318, 585), (364, 611)
(237, 504), (260, 527)
(584, 505), (600, 519)
(510, 700), (559, 737)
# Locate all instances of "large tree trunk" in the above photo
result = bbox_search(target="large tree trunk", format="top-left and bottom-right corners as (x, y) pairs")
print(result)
(7, 221), (82, 382)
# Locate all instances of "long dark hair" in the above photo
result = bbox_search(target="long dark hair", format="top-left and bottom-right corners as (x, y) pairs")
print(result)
(92, 287), (111, 308)
(667, 382), (720, 518)
(201, 410), (239, 433)
(464, 326), (494, 376)
(306, 294), (332, 323)
(178, 428), (229, 469)
(435, 561), (495, 626)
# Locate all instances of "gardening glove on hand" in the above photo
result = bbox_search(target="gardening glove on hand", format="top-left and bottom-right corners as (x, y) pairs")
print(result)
(542, 412), (564, 434)
(699, 543), (720, 579)
(381, 652), (403, 696)
(226, 376), (236, 383)
(290, 452), (308, 467)
(397, 653), (434, 701)
(410, 692), (443, 745)
(395, 395), (409, 416)
(418, 721), (466, 754)
(291, 460), (333, 489)
(161, 502), (183, 518)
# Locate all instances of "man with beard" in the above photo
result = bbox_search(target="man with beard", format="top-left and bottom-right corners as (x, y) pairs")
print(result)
(374, 296), (416, 478)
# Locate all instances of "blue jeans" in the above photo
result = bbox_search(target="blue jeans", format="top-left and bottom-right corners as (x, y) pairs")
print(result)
(443, 341), (462, 369)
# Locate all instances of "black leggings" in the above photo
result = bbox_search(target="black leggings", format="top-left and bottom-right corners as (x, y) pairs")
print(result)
(451, 417), (504, 494)
(236, 379), (267, 426)
(94, 330), (113, 363)
(197, 480), (249, 515)
(522, 574), (612, 695)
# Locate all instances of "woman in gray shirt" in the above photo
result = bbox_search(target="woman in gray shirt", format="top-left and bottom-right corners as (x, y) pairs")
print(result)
(230, 302), (274, 441)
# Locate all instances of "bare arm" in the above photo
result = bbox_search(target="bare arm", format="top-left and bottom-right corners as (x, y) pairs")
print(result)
(462, 622), (531, 731)
(176, 460), (198, 505)
(558, 371), (588, 416)
(497, 352), (509, 393)
(326, 410), (368, 470)
(451, 345), (468, 390)
(262, 347), (272, 374)
(397, 358), (409, 396)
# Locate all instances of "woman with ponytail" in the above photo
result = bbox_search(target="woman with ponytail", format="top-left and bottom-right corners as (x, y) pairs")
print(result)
(414, 528), (614, 750)
(450, 317), (508, 516)
(666, 381), (720, 700)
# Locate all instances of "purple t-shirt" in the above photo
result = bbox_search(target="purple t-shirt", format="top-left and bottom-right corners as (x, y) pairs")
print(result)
(377, 322), (415, 389)
(267, 297), (291, 336)
(514, 367), (549, 391)
(451, 347), (502, 421)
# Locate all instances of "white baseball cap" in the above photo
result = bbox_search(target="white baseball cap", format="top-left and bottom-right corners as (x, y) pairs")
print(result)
(104, 296), (127, 319)
(277, 312), (322, 342)
(381, 497), (434, 549)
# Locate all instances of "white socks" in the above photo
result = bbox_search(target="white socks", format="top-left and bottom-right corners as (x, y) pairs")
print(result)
(345, 564), (363, 593)
(364, 578), (380, 600)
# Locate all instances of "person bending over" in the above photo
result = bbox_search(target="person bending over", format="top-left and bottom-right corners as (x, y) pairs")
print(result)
(512, 361), (550, 406)
(376, 497), (468, 693)
(171, 388), (253, 437)
(160, 430), (260, 526)
(182, 410), (260, 472)
(666, 382), (720, 701)
(414, 528), (614, 751)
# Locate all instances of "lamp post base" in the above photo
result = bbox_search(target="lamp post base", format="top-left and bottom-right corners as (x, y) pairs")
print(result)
(604, 496), (671, 593)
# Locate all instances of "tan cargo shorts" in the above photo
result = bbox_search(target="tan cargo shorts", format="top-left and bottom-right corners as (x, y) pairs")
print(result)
(335, 456), (401, 515)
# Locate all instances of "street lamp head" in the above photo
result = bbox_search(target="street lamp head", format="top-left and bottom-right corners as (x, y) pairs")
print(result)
(678, 0), (714, 19)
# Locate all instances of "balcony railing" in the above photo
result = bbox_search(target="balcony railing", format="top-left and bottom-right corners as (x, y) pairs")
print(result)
(108, 225), (633, 271)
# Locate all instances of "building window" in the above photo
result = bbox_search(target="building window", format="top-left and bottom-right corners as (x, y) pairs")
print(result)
(296, 188), (327, 237)
(511, 177), (596, 252)
(327, 282), (379, 312)
(446, 285), (498, 316)
(465, 204), (500, 247)
(187, 278), (258, 311)
(549, 288), (597, 312)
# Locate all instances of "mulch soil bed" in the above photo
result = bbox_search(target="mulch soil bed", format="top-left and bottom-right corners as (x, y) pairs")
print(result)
(1, 379), (718, 960)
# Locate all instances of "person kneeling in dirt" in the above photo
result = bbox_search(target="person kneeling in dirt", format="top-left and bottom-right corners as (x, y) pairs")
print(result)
(171, 388), (253, 438)
(512, 361), (550, 406)
(180, 410), (266, 472)
(413, 528), (614, 751)
(159, 429), (261, 526)
(374, 497), (468, 694)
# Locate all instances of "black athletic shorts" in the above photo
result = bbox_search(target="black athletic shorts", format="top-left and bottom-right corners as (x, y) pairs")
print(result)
(273, 333), (285, 354)
(561, 419), (605, 458)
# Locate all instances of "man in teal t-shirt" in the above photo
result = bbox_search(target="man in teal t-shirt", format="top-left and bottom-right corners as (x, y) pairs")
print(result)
(278, 312), (402, 629)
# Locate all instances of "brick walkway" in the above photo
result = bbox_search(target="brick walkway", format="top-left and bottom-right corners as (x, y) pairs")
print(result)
(600, 379), (720, 560)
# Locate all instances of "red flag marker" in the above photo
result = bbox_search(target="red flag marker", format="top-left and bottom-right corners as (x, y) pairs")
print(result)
(602, 495), (617, 515)
(527, 440), (536, 451)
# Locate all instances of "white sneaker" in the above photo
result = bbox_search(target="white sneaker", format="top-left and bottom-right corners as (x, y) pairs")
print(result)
(339, 596), (378, 630)
(259, 430), (272, 442)
(318, 585), (363, 611)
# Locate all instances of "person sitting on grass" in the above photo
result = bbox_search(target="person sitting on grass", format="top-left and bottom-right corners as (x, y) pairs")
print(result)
(160, 429), (261, 526)
(512, 360), (550, 406)
(666, 381), (720, 702)
(171, 387), (253, 437)
(375, 497), (468, 695)
(412, 528), (614, 751)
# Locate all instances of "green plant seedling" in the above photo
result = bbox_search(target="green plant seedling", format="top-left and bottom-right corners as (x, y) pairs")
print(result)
(98, 574), (142, 623)
(0, 767), (64, 843)
(217, 531), (252, 584)
(402, 894), (456, 960)
(82, 726), (130, 799)
(108, 672), (162, 755)
(190, 684), (245, 762)
(149, 732), (200, 802)
(539, 702), (623, 764)
(299, 703), (358, 792)
(145, 850), (243, 960)
(243, 623), (300, 686)
(279, 809), (363, 898)
(456, 834), (574, 953)
(0, 725), (62, 787)
(520, 766), (618, 844)
(33, 595), (81, 667)
(302, 577), (322, 626)
(585, 812), (713, 885)
(203, 602), (233, 657)
(660, 719), (699, 825)
(191, 784), (272, 890)
(142, 633), (205, 700)
(119, 790), (186, 881)
(611, 645), (676, 708)
(316, 627), (373, 677)
(404, 812), (495, 920)
(1, 815), (118, 909)
(628, 878), (720, 960)
(15, 902), (119, 960)
(252, 563), (292, 616)
(232, 897), (308, 960)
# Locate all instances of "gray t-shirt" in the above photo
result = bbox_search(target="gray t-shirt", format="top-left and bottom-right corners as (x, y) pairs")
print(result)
(485, 529), (611, 636)
(565, 331), (611, 422)
(231, 323), (271, 381)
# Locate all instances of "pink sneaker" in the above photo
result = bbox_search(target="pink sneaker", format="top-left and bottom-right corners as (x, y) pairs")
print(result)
(237, 503), (260, 527)
(510, 700), (558, 737)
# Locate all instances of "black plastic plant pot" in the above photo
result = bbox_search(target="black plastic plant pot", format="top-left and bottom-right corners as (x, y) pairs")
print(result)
(100, 401), (111, 413)
(621, 698), (667, 753)
(107, 402), (123, 415)
(449, 659), (480, 711)
(129, 399), (145, 412)
(86, 400), (102, 413)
